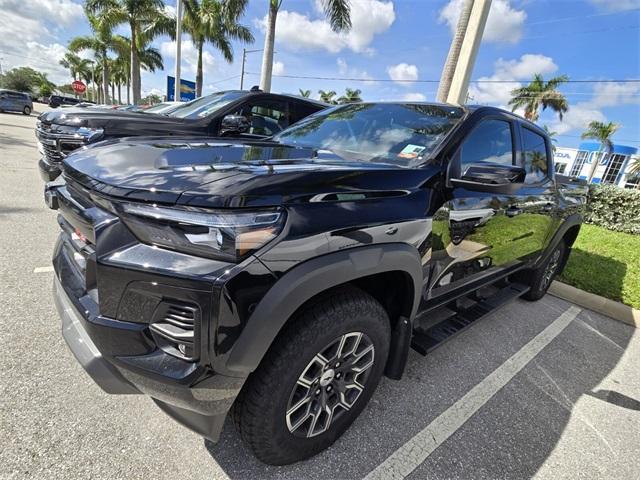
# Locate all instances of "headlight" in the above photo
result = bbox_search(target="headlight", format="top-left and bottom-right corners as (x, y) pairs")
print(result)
(120, 203), (285, 262)
(54, 125), (104, 142)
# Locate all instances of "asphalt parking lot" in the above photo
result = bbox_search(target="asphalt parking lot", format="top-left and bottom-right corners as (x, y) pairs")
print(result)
(1, 109), (639, 480)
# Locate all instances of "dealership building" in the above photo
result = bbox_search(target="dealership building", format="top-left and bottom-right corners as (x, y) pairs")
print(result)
(553, 142), (639, 188)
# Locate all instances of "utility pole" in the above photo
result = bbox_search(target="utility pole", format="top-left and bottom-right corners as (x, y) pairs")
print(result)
(174, 0), (183, 102)
(437, 0), (474, 103)
(447, 0), (492, 105)
(240, 49), (268, 90)
(240, 49), (246, 90)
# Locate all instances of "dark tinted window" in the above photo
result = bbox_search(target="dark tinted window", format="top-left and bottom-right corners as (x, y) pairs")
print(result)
(521, 127), (549, 183)
(168, 91), (245, 119)
(290, 102), (323, 124)
(238, 99), (289, 135)
(460, 119), (514, 170)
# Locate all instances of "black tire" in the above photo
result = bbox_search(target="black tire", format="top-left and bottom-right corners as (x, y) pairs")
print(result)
(523, 241), (566, 301)
(23, 106), (31, 115)
(232, 287), (390, 465)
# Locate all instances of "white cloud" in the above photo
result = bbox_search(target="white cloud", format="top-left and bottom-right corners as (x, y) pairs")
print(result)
(387, 63), (419, 84)
(272, 60), (285, 76)
(0, 0), (83, 26)
(439, 0), (527, 44)
(336, 58), (375, 82)
(402, 92), (427, 101)
(588, 82), (640, 108)
(550, 104), (607, 135)
(589, 0), (640, 12)
(160, 40), (215, 77)
(254, 0), (395, 54)
(469, 54), (558, 105)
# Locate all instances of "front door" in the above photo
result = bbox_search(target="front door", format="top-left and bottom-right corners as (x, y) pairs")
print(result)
(427, 115), (553, 301)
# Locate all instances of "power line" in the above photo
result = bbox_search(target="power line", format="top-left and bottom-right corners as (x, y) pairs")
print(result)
(244, 72), (640, 84)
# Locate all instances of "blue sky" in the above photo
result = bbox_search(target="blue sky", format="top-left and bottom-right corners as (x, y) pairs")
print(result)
(1, 0), (638, 148)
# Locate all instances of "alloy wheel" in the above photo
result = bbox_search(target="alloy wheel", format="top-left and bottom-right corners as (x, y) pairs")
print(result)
(285, 332), (375, 438)
(541, 248), (562, 290)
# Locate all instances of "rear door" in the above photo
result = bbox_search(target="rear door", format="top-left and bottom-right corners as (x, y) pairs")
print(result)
(427, 113), (552, 298)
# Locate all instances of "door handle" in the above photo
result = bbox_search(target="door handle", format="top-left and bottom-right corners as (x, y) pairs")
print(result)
(506, 206), (523, 217)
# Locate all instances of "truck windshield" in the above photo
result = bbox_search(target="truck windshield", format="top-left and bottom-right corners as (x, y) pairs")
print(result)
(167, 91), (245, 119)
(273, 103), (464, 166)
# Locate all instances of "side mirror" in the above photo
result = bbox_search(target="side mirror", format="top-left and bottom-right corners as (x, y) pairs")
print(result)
(219, 114), (250, 136)
(452, 164), (526, 186)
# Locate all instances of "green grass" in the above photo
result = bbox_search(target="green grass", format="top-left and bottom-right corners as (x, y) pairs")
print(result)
(560, 224), (640, 309)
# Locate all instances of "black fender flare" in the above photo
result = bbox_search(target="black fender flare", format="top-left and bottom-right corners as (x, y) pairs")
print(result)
(225, 243), (423, 375)
(536, 213), (583, 269)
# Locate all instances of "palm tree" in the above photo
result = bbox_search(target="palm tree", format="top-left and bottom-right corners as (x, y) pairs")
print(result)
(259, 0), (351, 92)
(59, 53), (92, 82)
(508, 74), (569, 121)
(111, 35), (163, 104)
(581, 121), (620, 183)
(86, 0), (173, 105)
(337, 87), (362, 104)
(318, 89), (337, 104)
(183, 0), (253, 97)
(69, 12), (118, 103)
(299, 89), (311, 98)
(543, 125), (559, 152)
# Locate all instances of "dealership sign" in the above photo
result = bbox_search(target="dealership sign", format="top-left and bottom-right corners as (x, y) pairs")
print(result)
(167, 76), (196, 102)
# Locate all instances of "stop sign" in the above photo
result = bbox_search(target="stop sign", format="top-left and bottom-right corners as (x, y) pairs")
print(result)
(71, 80), (86, 94)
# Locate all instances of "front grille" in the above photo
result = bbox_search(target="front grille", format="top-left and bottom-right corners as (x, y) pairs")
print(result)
(150, 303), (199, 361)
(36, 124), (85, 164)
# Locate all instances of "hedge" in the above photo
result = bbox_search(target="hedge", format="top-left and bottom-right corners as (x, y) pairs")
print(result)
(584, 184), (640, 235)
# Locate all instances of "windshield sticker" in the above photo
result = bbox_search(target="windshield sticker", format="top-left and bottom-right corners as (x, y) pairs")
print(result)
(398, 144), (426, 159)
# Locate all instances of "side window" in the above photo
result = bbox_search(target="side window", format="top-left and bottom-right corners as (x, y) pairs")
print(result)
(521, 127), (549, 183)
(240, 100), (289, 136)
(459, 119), (514, 172)
(290, 103), (320, 124)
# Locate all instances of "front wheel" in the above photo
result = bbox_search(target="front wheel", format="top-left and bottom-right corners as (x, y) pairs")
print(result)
(233, 287), (390, 465)
(523, 241), (566, 301)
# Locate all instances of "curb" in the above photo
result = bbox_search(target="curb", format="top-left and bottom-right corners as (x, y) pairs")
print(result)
(548, 281), (639, 328)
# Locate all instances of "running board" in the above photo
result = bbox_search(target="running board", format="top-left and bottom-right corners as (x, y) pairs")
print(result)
(411, 282), (530, 355)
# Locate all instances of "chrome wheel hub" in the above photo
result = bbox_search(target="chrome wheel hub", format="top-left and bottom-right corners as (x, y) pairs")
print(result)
(285, 332), (375, 438)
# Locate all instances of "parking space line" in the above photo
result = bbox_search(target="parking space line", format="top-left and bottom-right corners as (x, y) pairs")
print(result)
(364, 305), (582, 480)
(33, 266), (54, 273)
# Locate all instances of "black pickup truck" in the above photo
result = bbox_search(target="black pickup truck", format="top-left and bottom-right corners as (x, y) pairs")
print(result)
(45, 102), (587, 465)
(36, 89), (327, 181)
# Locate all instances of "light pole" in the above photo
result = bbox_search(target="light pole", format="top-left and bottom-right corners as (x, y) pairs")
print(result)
(240, 49), (272, 90)
(174, 0), (183, 102)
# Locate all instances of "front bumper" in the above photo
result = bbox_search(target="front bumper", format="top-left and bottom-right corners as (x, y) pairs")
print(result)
(39, 157), (62, 182)
(54, 274), (244, 442)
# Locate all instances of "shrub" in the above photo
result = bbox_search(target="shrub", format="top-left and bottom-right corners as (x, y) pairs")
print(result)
(585, 184), (640, 235)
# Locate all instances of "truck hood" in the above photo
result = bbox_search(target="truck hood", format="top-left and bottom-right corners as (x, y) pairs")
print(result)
(62, 137), (438, 207)
(38, 107), (199, 135)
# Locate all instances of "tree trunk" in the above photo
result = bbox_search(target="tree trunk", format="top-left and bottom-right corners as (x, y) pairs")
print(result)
(102, 57), (110, 104)
(196, 39), (203, 97)
(436, 0), (473, 103)
(259, 1), (278, 92)
(118, 84), (122, 104)
(130, 23), (141, 104)
(587, 147), (605, 183)
(111, 83), (115, 104)
(127, 79), (130, 105)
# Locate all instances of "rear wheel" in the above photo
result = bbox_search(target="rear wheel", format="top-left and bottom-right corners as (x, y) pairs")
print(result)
(233, 287), (390, 465)
(523, 241), (566, 301)
(23, 106), (31, 115)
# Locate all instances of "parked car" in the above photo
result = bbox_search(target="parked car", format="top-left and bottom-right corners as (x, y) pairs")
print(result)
(0, 89), (33, 115)
(36, 89), (327, 182)
(44, 102), (587, 465)
(48, 95), (81, 108)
